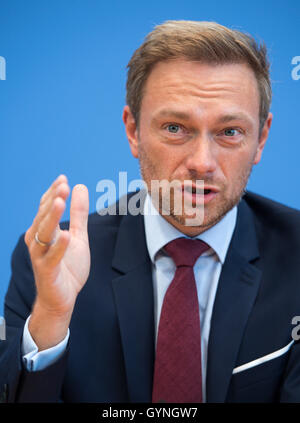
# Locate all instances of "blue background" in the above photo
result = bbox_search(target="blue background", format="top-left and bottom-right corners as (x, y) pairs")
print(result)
(1, 0), (299, 314)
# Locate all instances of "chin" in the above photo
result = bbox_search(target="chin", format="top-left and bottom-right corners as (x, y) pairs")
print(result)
(169, 204), (231, 234)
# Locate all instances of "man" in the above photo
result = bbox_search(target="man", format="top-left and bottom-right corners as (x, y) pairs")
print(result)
(1, 20), (300, 403)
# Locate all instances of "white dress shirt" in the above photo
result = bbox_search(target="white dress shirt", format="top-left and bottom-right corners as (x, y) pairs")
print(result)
(143, 194), (237, 401)
(22, 193), (237, 401)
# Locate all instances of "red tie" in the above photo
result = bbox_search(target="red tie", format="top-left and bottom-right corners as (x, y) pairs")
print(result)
(152, 237), (210, 403)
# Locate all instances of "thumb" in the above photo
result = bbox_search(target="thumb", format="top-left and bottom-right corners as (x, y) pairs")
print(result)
(69, 184), (89, 238)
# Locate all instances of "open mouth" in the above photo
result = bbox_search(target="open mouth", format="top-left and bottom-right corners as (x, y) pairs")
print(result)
(183, 186), (213, 195)
(181, 184), (218, 205)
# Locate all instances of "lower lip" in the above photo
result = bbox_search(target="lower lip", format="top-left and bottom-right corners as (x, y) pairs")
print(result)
(182, 190), (218, 205)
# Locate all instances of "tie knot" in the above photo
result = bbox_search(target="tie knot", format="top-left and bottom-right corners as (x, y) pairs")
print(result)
(164, 237), (210, 268)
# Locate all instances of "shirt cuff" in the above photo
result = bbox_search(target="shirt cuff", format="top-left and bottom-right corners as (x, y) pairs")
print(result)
(22, 315), (70, 372)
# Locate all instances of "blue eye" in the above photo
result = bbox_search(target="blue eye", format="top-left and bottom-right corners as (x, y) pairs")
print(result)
(167, 124), (180, 133)
(224, 128), (238, 136)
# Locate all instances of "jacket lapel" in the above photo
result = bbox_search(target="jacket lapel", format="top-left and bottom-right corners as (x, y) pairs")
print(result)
(111, 200), (155, 402)
(206, 197), (262, 402)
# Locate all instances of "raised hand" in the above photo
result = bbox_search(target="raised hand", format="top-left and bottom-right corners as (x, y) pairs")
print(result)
(24, 175), (90, 350)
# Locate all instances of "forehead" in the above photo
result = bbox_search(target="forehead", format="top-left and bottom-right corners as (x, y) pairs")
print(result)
(141, 59), (260, 122)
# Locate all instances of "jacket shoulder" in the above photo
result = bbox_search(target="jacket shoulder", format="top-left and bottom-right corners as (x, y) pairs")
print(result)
(243, 191), (300, 243)
(244, 191), (300, 219)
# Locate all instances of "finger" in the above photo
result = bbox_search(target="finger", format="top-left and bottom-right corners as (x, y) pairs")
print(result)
(35, 181), (70, 228)
(26, 175), (67, 244)
(39, 175), (68, 208)
(69, 185), (89, 239)
(26, 178), (70, 245)
(44, 230), (71, 267)
(30, 197), (66, 257)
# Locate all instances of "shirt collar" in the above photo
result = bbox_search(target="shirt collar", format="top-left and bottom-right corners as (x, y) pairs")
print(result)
(143, 193), (237, 264)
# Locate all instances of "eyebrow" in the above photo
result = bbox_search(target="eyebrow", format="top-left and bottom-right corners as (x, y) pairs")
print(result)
(217, 113), (253, 125)
(152, 109), (190, 121)
(152, 109), (254, 126)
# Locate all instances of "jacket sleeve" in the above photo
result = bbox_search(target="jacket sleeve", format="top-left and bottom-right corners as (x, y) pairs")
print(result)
(0, 235), (69, 402)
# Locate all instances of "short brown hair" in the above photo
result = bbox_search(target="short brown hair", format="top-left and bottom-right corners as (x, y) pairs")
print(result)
(126, 20), (271, 134)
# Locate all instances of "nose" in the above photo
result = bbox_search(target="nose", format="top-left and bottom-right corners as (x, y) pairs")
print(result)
(184, 134), (217, 176)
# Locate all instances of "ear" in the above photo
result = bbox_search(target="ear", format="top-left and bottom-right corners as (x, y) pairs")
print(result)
(123, 105), (139, 158)
(253, 112), (273, 165)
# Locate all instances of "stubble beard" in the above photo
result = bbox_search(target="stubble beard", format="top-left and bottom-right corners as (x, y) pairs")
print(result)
(138, 143), (253, 233)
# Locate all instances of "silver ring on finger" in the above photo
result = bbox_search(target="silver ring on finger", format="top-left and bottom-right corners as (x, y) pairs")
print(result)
(34, 232), (56, 247)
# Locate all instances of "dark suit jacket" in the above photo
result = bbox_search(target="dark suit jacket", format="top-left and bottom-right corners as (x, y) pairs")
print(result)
(1, 191), (300, 403)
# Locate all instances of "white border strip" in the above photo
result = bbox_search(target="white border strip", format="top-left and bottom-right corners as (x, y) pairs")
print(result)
(232, 340), (294, 374)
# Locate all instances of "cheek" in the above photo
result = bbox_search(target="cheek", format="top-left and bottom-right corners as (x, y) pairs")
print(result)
(138, 129), (162, 161)
(219, 150), (254, 181)
(140, 139), (181, 172)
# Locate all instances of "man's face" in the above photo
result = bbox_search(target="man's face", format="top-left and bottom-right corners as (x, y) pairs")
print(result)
(123, 59), (272, 236)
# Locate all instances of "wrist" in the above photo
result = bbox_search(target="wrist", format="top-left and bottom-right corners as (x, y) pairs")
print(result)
(28, 301), (72, 351)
